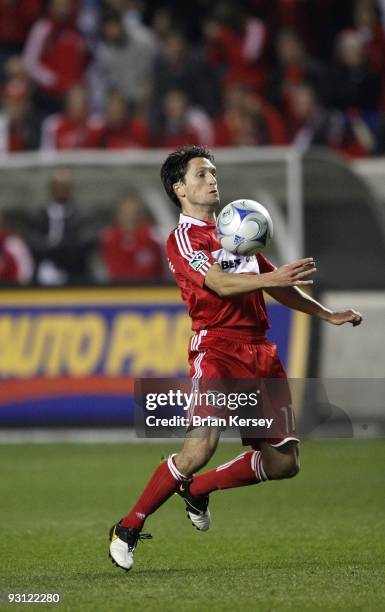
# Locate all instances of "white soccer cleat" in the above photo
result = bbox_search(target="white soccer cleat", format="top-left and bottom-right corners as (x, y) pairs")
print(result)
(187, 507), (212, 531)
(177, 482), (211, 531)
(109, 522), (152, 572)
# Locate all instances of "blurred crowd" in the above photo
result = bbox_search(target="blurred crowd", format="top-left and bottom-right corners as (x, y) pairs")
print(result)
(1, 0), (385, 157)
(0, 167), (166, 285)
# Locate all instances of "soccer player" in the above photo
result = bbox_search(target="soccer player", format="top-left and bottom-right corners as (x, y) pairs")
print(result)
(109, 145), (362, 571)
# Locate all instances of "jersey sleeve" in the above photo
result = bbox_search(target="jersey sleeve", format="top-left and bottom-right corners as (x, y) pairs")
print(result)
(167, 227), (218, 287)
(257, 252), (277, 273)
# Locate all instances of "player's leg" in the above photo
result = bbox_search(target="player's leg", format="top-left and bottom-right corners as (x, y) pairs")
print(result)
(174, 344), (300, 521)
(180, 338), (270, 500)
(188, 447), (268, 496)
(174, 426), (221, 531)
(187, 440), (299, 499)
(259, 440), (300, 479)
(109, 426), (220, 570)
(118, 425), (220, 529)
(174, 339), (239, 529)
(186, 365), (300, 498)
(174, 424), (220, 475)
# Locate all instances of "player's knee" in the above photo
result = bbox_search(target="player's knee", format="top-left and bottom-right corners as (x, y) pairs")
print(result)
(177, 451), (210, 476)
(175, 443), (213, 476)
(266, 454), (300, 480)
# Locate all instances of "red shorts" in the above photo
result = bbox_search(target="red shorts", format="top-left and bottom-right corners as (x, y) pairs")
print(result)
(188, 330), (299, 448)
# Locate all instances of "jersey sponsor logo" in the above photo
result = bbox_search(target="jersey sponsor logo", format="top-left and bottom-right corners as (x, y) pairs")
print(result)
(189, 251), (209, 272)
(212, 248), (260, 274)
(221, 259), (241, 270)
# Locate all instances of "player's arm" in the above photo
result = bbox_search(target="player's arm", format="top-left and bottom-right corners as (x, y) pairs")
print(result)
(204, 258), (316, 297)
(265, 286), (363, 326)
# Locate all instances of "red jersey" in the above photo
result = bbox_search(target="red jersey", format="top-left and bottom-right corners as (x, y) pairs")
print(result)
(41, 113), (104, 150)
(24, 18), (88, 97)
(102, 223), (163, 282)
(166, 213), (275, 337)
(0, 231), (18, 283)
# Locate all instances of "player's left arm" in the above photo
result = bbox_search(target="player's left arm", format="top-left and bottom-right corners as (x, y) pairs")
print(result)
(265, 286), (363, 326)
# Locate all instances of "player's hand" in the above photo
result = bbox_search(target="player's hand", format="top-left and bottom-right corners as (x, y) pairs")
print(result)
(267, 258), (317, 287)
(325, 309), (363, 326)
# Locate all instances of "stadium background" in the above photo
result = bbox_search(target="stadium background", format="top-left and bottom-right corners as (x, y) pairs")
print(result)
(0, 2), (384, 611)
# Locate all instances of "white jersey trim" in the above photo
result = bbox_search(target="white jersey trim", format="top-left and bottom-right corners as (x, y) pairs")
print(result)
(216, 452), (246, 472)
(252, 450), (267, 481)
(167, 454), (186, 481)
(269, 436), (300, 448)
(179, 213), (208, 226)
(191, 329), (208, 351)
(173, 223), (211, 276)
(187, 351), (206, 424)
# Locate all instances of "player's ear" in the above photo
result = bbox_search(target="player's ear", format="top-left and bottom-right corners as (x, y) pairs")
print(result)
(173, 180), (186, 199)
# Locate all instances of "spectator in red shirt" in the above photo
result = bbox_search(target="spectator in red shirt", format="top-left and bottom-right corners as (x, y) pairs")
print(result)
(23, 0), (89, 117)
(0, 229), (18, 282)
(0, 215), (34, 284)
(214, 83), (287, 146)
(101, 193), (164, 283)
(40, 84), (104, 150)
(152, 89), (213, 148)
(98, 91), (150, 149)
(203, 5), (268, 94)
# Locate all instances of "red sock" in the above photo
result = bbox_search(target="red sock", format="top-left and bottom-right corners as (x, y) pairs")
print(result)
(121, 454), (186, 530)
(189, 451), (267, 496)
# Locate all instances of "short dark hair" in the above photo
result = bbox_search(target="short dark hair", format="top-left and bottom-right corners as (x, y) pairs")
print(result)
(160, 145), (215, 208)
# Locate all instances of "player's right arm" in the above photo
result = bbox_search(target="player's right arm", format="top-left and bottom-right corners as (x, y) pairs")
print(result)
(204, 258), (316, 297)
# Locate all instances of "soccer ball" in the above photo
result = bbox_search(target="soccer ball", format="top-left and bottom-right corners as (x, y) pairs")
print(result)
(216, 199), (273, 255)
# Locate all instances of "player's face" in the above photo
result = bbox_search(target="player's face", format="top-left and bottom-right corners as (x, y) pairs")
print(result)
(179, 157), (219, 208)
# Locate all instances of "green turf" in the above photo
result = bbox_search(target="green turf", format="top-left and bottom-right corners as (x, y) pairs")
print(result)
(0, 439), (384, 611)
